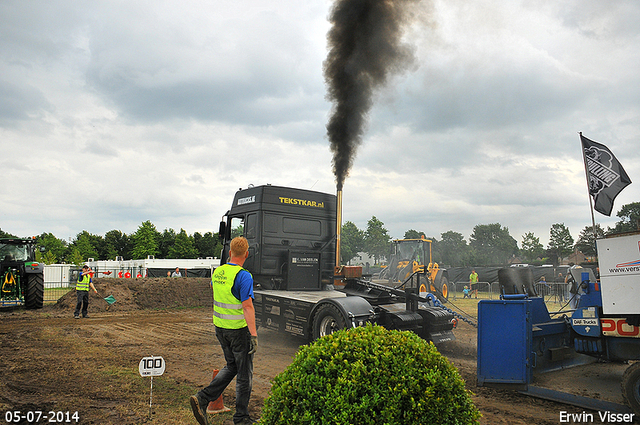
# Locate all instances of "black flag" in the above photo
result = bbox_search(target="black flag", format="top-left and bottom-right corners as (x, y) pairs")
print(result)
(581, 134), (631, 216)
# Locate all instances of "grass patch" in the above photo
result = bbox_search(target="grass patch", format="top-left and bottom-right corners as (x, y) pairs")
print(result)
(97, 367), (235, 425)
(44, 286), (73, 303)
(97, 366), (204, 423)
(34, 326), (219, 424)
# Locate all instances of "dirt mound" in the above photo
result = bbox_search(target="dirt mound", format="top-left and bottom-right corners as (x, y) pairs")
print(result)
(51, 277), (213, 312)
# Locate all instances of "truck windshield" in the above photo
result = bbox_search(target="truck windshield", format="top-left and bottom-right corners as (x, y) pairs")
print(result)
(0, 243), (29, 262)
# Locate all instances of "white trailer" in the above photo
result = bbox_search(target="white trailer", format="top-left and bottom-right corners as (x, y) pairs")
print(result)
(597, 233), (640, 315)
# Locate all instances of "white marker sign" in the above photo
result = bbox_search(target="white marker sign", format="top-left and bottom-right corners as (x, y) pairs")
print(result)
(139, 356), (166, 377)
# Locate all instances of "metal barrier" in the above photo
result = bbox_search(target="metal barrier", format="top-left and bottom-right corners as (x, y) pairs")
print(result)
(450, 281), (569, 303)
(533, 282), (570, 304)
(43, 264), (75, 303)
(451, 281), (496, 300)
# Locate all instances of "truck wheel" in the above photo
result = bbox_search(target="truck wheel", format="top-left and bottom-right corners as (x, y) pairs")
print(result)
(312, 303), (347, 339)
(25, 273), (44, 309)
(622, 362), (640, 415)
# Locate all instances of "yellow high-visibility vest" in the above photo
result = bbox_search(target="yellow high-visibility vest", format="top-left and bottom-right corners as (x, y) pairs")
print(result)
(77, 274), (90, 291)
(212, 264), (247, 329)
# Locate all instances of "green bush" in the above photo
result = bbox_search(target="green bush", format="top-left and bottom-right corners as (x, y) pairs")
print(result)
(260, 324), (480, 425)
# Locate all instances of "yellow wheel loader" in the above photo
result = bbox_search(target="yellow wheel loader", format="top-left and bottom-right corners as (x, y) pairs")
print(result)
(379, 237), (449, 303)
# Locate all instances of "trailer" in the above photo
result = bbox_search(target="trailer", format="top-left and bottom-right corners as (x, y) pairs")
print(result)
(218, 185), (457, 344)
(477, 233), (640, 416)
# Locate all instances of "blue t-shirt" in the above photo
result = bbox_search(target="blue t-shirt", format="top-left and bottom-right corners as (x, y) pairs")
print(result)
(226, 263), (254, 302)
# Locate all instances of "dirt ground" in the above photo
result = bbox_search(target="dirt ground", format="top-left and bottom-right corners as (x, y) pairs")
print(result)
(0, 278), (636, 424)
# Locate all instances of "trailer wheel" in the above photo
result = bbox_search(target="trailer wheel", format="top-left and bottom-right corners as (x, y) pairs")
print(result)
(312, 303), (347, 339)
(622, 362), (640, 415)
(25, 272), (44, 309)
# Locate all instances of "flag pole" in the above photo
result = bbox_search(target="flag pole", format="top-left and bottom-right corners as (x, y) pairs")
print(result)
(579, 132), (598, 254)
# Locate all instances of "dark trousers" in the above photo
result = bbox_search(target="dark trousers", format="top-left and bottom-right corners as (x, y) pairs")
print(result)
(74, 290), (89, 317)
(198, 326), (253, 424)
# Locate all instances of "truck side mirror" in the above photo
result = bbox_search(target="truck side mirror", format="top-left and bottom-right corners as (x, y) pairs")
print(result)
(218, 221), (226, 239)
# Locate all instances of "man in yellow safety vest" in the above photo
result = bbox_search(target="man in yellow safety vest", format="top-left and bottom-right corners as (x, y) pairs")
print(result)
(469, 269), (479, 299)
(190, 236), (258, 425)
(74, 265), (97, 318)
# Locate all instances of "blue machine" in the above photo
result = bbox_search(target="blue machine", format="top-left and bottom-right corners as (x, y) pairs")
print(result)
(477, 266), (640, 415)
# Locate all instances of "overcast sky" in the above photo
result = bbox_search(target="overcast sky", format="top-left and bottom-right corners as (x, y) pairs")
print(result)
(2, 0), (639, 249)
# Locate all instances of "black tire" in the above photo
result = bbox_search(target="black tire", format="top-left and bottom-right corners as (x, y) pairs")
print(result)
(312, 303), (347, 340)
(24, 273), (44, 309)
(622, 362), (640, 415)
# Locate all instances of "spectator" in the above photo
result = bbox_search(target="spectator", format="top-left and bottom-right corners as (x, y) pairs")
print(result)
(469, 269), (479, 299)
(556, 273), (566, 302)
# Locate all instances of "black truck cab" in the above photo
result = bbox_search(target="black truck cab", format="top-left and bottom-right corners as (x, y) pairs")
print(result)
(219, 185), (337, 291)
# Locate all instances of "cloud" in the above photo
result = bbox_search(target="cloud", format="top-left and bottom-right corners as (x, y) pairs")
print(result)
(80, 1), (329, 127)
(0, 79), (52, 125)
(0, 0), (638, 250)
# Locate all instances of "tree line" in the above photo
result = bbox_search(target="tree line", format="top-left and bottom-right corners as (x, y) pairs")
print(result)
(2, 202), (638, 267)
(0, 220), (223, 266)
(341, 202), (640, 267)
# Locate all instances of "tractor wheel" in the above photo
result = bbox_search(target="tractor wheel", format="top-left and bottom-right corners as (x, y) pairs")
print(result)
(622, 361), (640, 415)
(438, 277), (449, 304)
(312, 303), (347, 340)
(430, 277), (449, 304)
(24, 273), (44, 309)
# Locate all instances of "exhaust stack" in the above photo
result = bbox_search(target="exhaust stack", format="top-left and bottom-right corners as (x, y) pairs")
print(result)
(333, 188), (362, 285)
(335, 188), (343, 269)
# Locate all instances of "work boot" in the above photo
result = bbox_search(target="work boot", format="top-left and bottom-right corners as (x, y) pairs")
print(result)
(234, 417), (257, 425)
(190, 394), (209, 425)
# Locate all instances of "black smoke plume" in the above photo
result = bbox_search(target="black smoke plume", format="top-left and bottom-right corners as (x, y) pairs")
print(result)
(324, 0), (420, 190)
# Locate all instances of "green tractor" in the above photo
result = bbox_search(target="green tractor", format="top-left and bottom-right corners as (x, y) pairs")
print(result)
(0, 238), (44, 309)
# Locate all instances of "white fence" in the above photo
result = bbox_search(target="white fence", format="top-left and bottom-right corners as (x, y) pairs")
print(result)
(44, 264), (75, 289)
(42, 264), (75, 303)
